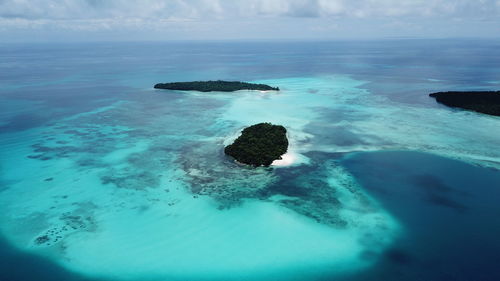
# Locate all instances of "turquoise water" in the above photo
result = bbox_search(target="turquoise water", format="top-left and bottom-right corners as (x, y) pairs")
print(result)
(1, 40), (499, 280)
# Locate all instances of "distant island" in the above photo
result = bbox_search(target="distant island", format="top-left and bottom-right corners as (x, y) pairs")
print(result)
(429, 91), (500, 116)
(154, 80), (279, 92)
(225, 123), (288, 167)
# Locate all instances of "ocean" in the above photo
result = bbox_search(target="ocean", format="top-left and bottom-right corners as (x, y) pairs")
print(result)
(0, 39), (499, 281)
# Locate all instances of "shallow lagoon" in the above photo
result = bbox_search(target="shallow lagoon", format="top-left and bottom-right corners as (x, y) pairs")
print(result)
(0, 40), (499, 281)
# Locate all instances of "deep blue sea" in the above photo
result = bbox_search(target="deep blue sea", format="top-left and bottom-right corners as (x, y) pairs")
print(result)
(0, 40), (499, 281)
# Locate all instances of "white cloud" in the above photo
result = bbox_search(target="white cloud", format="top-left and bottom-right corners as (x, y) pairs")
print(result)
(1, 0), (499, 20)
(0, 0), (498, 40)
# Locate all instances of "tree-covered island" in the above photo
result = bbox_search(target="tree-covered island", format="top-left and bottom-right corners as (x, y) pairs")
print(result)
(154, 80), (279, 92)
(224, 123), (288, 167)
(429, 91), (500, 116)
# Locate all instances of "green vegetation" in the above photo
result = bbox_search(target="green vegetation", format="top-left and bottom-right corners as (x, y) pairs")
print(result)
(154, 80), (279, 92)
(224, 123), (288, 167)
(429, 91), (500, 116)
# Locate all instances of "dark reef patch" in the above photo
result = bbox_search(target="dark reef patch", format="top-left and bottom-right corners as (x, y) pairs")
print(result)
(33, 202), (97, 248)
(384, 248), (414, 265)
(425, 193), (468, 212)
(413, 174), (454, 193)
(179, 145), (370, 228)
(411, 174), (468, 213)
(100, 171), (160, 190)
(35, 235), (51, 245)
(177, 140), (276, 208)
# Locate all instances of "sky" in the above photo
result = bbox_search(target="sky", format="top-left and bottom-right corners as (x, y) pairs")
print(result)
(0, 0), (499, 42)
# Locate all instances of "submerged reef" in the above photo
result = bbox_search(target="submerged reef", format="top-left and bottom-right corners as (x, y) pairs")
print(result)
(179, 146), (375, 228)
(154, 80), (279, 92)
(224, 123), (288, 166)
(429, 91), (500, 116)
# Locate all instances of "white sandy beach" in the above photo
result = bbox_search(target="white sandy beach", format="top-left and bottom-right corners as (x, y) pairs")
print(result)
(272, 152), (297, 166)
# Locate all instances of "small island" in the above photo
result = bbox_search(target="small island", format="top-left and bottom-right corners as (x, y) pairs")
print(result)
(154, 80), (279, 92)
(225, 123), (288, 167)
(429, 91), (500, 116)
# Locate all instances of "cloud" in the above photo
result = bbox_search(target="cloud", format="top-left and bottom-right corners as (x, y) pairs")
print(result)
(1, 0), (499, 20)
(0, 0), (498, 40)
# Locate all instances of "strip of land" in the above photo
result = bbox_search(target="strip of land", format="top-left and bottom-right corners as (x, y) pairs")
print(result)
(154, 80), (279, 92)
(429, 91), (500, 116)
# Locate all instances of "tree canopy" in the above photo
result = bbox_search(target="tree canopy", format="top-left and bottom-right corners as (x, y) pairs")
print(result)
(225, 123), (288, 166)
(429, 91), (500, 116)
(154, 80), (279, 92)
